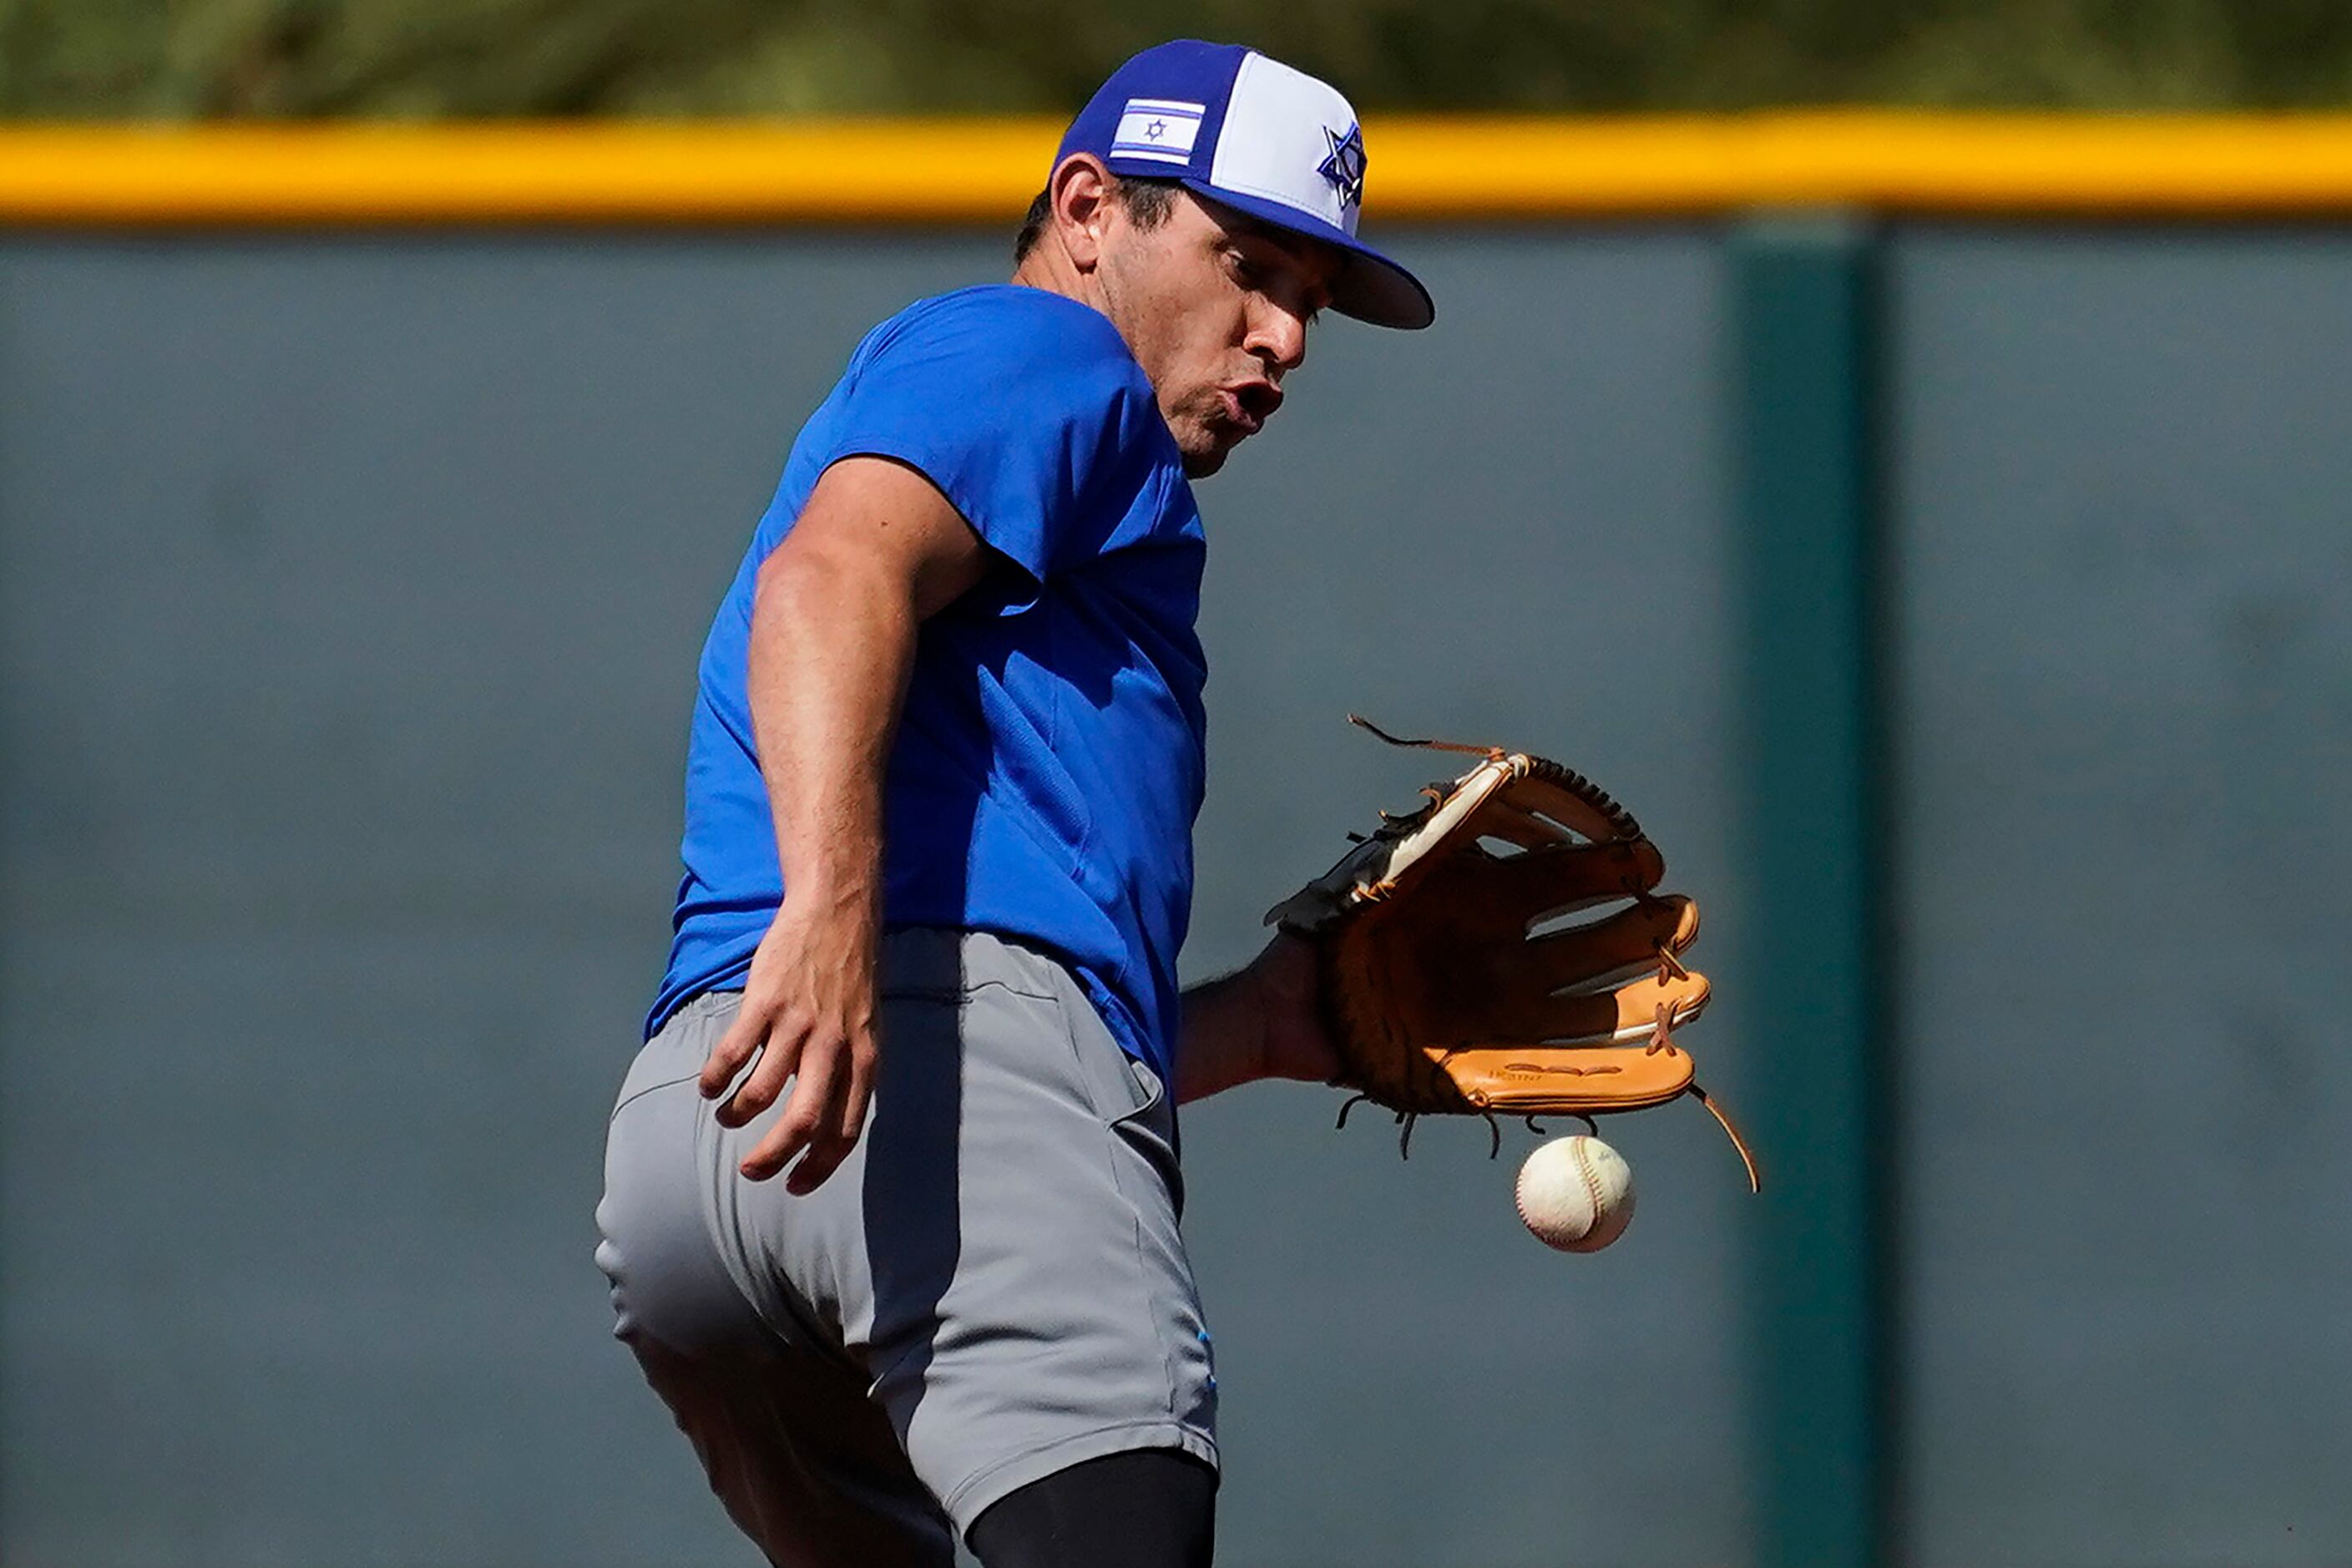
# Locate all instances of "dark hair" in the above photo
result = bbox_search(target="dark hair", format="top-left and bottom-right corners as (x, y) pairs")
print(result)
(1013, 175), (1180, 261)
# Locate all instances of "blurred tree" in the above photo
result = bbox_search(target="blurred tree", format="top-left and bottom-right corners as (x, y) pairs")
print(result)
(1, 0), (2349, 116)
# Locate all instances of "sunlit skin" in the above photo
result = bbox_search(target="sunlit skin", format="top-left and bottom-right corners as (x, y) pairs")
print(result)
(1012, 154), (1342, 477)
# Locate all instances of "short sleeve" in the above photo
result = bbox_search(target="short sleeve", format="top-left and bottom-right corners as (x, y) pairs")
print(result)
(814, 290), (1168, 594)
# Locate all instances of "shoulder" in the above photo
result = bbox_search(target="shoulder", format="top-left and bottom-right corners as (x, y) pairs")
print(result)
(860, 286), (1151, 404)
(881, 284), (1131, 357)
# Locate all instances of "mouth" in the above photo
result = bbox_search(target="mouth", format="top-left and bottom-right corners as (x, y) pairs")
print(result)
(1217, 381), (1283, 438)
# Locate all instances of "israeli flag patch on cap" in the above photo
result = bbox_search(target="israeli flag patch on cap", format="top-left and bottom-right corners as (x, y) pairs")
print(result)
(1112, 99), (1205, 165)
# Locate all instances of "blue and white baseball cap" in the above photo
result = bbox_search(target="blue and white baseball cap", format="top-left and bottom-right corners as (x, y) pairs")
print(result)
(1055, 40), (1434, 331)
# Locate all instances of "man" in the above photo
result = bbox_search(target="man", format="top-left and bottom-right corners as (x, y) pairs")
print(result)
(596, 38), (1432, 1568)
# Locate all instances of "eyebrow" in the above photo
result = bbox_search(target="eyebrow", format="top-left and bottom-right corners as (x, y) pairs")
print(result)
(1221, 214), (1340, 305)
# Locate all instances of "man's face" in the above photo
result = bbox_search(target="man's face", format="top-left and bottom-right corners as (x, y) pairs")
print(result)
(1095, 190), (1342, 478)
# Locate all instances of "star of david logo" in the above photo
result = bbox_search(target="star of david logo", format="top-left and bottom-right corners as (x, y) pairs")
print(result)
(1144, 119), (1168, 141)
(1318, 123), (1367, 209)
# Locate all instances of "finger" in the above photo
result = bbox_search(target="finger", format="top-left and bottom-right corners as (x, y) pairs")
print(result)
(783, 1125), (857, 1196)
(781, 1034), (874, 1194)
(699, 1006), (769, 1098)
(780, 1037), (872, 1196)
(717, 1021), (803, 1129)
(834, 1034), (878, 1144)
(739, 1033), (842, 1182)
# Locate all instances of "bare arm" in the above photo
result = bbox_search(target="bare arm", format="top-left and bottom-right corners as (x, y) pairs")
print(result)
(694, 456), (985, 1192)
(1173, 932), (1341, 1104)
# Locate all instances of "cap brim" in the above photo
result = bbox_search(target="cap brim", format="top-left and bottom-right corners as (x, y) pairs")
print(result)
(1176, 179), (1434, 331)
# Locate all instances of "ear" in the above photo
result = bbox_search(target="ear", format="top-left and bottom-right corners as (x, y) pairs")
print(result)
(1044, 154), (1119, 275)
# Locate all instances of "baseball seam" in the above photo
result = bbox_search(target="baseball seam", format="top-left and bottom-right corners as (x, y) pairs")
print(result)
(1519, 1141), (1610, 1246)
(1573, 1143), (1606, 1239)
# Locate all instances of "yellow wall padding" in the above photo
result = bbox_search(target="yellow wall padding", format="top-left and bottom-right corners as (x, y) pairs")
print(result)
(5, 114), (2352, 226)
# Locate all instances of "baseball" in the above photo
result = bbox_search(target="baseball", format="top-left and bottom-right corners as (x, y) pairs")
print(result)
(1515, 1135), (1636, 1252)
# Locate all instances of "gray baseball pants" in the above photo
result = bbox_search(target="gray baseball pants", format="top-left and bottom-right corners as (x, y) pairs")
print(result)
(594, 928), (1217, 1566)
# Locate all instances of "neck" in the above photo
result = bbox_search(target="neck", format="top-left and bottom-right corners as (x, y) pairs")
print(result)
(1010, 244), (1111, 322)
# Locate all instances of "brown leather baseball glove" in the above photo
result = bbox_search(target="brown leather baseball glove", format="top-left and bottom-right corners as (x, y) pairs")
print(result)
(1266, 719), (1758, 1189)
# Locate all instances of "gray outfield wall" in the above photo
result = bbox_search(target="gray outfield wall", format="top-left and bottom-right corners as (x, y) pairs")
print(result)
(0, 225), (2345, 1568)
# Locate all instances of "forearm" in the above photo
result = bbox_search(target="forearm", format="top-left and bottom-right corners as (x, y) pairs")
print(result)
(1173, 968), (1270, 1104)
(1173, 933), (1337, 1104)
(703, 539), (923, 1187)
(746, 545), (919, 923)
(698, 456), (984, 1191)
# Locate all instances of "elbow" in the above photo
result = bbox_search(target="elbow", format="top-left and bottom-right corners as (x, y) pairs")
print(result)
(755, 532), (910, 629)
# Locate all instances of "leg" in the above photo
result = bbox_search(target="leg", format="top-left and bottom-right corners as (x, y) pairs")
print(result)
(604, 932), (1218, 1560)
(598, 994), (957, 1568)
(966, 1449), (1217, 1568)
(615, 1332), (957, 1568)
(711, 930), (1219, 1535)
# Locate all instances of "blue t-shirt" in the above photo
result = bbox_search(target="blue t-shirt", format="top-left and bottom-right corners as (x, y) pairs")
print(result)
(649, 286), (1209, 1081)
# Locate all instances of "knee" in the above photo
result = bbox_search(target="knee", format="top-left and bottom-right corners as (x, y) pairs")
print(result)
(967, 1449), (1216, 1568)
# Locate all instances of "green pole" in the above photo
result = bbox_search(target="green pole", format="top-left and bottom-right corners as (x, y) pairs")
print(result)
(1730, 215), (1895, 1568)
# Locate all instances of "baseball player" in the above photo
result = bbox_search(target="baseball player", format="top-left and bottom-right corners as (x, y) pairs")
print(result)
(595, 39), (1431, 1568)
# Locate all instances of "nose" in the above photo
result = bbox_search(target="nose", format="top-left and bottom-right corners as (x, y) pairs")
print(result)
(1246, 296), (1309, 377)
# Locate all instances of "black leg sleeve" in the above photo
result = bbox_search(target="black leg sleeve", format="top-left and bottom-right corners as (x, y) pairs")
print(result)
(966, 1449), (1217, 1568)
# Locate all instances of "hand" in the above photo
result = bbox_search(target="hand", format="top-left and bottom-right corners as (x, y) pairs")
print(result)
(695, 894), (880, 1192)
(1243, 931), (1344, 1085)
(1175, 932), (1344, 1103)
